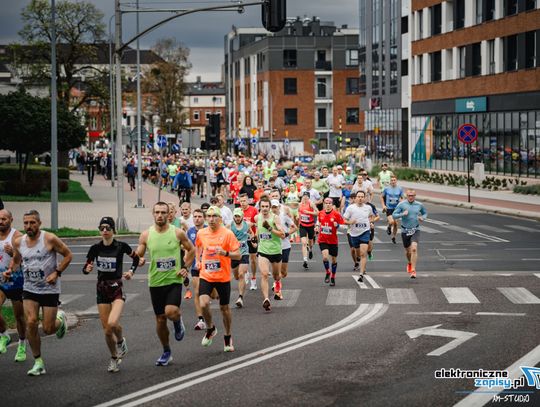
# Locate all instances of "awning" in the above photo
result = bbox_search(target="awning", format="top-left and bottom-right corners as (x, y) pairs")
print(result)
(88, 131), (103, 139)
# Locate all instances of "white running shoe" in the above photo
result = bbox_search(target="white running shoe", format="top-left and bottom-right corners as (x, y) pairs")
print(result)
(249, 278), (257, 291)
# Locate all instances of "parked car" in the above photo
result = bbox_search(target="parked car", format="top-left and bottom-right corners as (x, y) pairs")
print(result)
(314, 149), (337, 163)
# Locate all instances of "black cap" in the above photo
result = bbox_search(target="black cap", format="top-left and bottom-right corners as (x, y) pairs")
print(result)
(99, 217), (116, 232)
(200, 202), (210, 210)
(302, 191), (310, 197)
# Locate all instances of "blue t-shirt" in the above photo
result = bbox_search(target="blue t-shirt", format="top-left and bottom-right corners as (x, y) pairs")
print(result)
(342, 189), (351, 211)
(382, 186), (404, 209)
(187, 225), (206, 271)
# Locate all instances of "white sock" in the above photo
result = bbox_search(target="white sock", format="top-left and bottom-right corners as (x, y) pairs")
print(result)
(303, 257), (308, 262)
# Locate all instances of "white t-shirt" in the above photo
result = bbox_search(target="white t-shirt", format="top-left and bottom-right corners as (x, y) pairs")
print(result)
(300, 187), (321, 203)
(220, 205), (233, 227)
(180, 215), (195, 230)
(280, 208), (293, 250)
(326, 174), (345, 198)
(343, 204), (373, 237)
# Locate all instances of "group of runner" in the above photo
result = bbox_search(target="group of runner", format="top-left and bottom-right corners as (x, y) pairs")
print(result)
(0, 159), (427, 375)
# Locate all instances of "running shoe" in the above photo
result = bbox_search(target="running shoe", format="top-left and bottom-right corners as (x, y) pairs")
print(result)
(173, 317), (185, 341)
(155, 351), (173, 366)
(392, 237), (396, 244)
(56, 310), (67, 339)
(14, 342), (26, 362)
(224, 338), (235, 353)
(0, 334), (10, 354)
(368, 252), (374, 261)
(202, 326), (217, 347)
(330, 277), (336, 287)
(184, 289), (193, 300)
(303, 261), (308, 269)
(194, 319), (206, 330)
(262, 298), (271, 312)
(386, 225), (391, 235)
(357, 274), (363, 282)
(117, 338), (128, 358)
(271, 282), (275, 292)
(250, 278), (257, 291)
(308, 248), (313, 260)
(274, 291), (283, 300)
(407, 263), (413, 274)
(235, 296), (244, 308)
(27, 359), (46, 376)
(324, 273), (330, 284)
(353, 264), (360, 273)
(108, 358), (120, 373)
(410, 270), (417, 279)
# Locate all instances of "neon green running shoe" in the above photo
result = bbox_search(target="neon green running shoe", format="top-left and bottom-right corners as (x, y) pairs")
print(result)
(27, 358), (46, 376)
(14, 342), (26, 362)
(0, 334), (10, 354)
(56, 310), (67, 339)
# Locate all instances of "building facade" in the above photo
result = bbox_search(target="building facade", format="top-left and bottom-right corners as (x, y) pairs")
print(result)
(409, 0), (540, 177)
(224, 18), (362, 154)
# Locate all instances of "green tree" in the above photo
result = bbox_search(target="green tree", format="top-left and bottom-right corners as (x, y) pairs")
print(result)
(0, 89), (85, 182)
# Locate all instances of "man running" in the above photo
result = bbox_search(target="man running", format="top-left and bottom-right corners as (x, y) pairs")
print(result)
(318, 198), (344, 286)
(239, 194), (259, 290)
(83, 217), (141, 372)
(377, 163), (393, 189)
(255, 197), (285, 310)
(135, 202), (195, 366)
(298, 191), (319, 269)
(0, 209), (26, 362)
(195, 206), (240, 352)
(391, 190), (427, 279)
(186, 209), (207, 330)
(230, 208), (252, 308)
(277, 198), (296, 289)
(9, 210), (72, 376)
(326, 166), (345, 209)
(381, 175), (405, 244)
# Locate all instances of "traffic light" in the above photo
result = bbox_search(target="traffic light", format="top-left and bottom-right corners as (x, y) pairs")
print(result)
(262, 0), (286, 33)
(206, 114), (221, 151)
(149, 133), (154, 143)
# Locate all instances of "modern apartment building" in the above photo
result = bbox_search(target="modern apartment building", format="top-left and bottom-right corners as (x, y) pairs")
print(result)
(409, 0), (540, 177)
(224, 18), (362, 153)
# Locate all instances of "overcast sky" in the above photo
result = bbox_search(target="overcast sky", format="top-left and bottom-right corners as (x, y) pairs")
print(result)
(0, 0), (359, 81)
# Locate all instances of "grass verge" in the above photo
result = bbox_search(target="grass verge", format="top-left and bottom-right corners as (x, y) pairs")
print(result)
(2, 180), (92, 202)
(42, 228), (133, 238)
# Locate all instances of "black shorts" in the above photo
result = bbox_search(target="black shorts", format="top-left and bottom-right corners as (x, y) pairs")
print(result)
(0, 287), (23, 302)
(198, 279), (231, 306)
(191, 267), (200, 278)
(319, 243), (338, 257)
(149, 284), (182, 315)
(258, 252), (282, 263)
(22, 291), (60, 308)
(299, 225), (315, 240)
(331, 197), (341, 208)
(281, 248), (291, 263)
(386, 208), (395, 216)
(401, 230), (421, 248)
(370, 228), (375, 241)
(231, 254), (250, 269)
(96, 279), (125, 304)
(248, 239), (258, 254)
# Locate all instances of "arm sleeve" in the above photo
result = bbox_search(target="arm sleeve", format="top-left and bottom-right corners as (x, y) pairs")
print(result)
(420, 204), (428, 218)
(122, 242), (139, 273)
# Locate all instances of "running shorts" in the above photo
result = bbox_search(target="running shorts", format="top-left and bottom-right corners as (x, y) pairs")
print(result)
(149, 284), (182, 315)
(319, 243), (338, 257)
(96, 279), (125, 304)
(198, 279), (231, 306)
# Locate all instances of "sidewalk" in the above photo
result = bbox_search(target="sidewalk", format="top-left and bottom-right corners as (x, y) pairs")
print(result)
(6, 172), (208, 232)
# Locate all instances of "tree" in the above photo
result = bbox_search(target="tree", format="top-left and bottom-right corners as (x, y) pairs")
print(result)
(14, 0), (107, 112)
(0, 89), (85, 182)
(142, 38), (191, 134)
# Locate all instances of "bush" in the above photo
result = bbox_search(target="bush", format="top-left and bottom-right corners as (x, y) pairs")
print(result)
(0, 164), (70, 181)
(2, 179), (44, 196)
(514, 184), (540, 195)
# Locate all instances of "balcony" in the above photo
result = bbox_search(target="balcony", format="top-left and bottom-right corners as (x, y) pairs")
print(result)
(315, 60), (332, 71)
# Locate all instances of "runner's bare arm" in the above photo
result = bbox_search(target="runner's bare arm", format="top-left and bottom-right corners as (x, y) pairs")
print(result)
(49, 234), (73, 273)
(271, 216), (286, 239)
(4, 236), (22, 280)
(135, 230), (148, 264)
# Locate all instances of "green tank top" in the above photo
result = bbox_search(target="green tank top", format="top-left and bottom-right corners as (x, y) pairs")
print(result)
(147, 225), (183, 287)
(257, 215), (282, 255)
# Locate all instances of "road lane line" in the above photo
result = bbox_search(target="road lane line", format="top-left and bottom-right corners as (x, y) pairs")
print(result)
(364, 275), (382, 289)
(326, 289), (356, 306)
(475, 312), (526, 316)
(417, 225), (442, 234)
(522, 258), (540, 261)
(273, 289), (301, 307)
(386, 288), (419, 304)
(424, 218), (449, 226)
(466, 231), (509, 243)
(441, 288), (480, 304)
(59, 294), (84, 306)
(472, 225), (511, 233)
(454, 344), (540, 407)
(94, 303), (388, 407)
(406, 312), (462, 315)
(505, 225), (539, 233)
(76, 293), (139, 315)
(497, 287), (540, 304)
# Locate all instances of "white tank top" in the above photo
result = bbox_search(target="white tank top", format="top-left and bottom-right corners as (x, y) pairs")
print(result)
(20, 232), (60, 294)
(280, 208), (293, 250)
(0, 228), (16, 270)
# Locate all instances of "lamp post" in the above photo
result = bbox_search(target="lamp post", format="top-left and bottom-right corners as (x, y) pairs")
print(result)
(135, 0), (144, 208)
(50, 0), (58, 230)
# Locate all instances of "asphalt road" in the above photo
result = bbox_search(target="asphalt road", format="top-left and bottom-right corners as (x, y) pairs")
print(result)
(1, 201), (539, 407)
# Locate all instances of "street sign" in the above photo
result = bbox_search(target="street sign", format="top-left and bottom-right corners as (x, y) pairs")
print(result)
(284, 138), (290, 145)
(157, 135), (167, 148)
(171, 143), (180, 152)
(146, 142), (152, 150)
(271, 143), (277, 150)
(457, 123), (478, 144)
(251, 137), (258, 144)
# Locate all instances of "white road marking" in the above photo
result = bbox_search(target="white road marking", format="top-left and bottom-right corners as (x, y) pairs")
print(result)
(386, 288), (419, 304)
(273, 289), (301, 307)
(454, 344), (540, 407)
(466, 231), (509, 243)
(424, 218), (449, 226)
(494, 273), (514, 276)
(472, 225), (511, 233)
(353, 275), (369, 289)
(497, 287), (540, 304)
(406, 324), (477, 356)
(326, 289), (356, 306)
(418, 225), (442, 234)
(535, 273), (540, 279)
(406, 312), (462, 315)
(440, 224), (471, 233)
(505, 224), (540, 233)
(76, 293), (139, 315)
(441, 288), (480, 304)
(59, 294), (84, 305)
(94, 303), (388, 407)
(364, 275), (382, 289)
(476, 312), (526, 316)
(522, 258), (540, 261)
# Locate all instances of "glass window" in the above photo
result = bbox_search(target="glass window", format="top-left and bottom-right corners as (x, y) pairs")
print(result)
(506, 34), (518, 71)
(284, 108), (297, 125)
(485, 0), (495, 21)
(525, 0), (536, 11)
(346, 108), (360, 124)
(431, 4), (442, 35)
(317, 108), (327, 127)
(317, 78), (327, 98)
(346, 49), (359, 66)
(283, 50), (297, 68)
(193, 111), (200, 121)
(475, 0), (483, 24)
(505, 0), (518, 16)
(418, 55), (424, 83)
(418, 9), (423, 38)
(488, 39), (496, 74)
(459, 46), (466, 78)
(525, 31), (536, 69)
(455, 0), (465, 29)
(472, 43), (482, 76)
(431, 51), (442, 81)
(284, 78), (297, 95)
(346, 77), (360, 94)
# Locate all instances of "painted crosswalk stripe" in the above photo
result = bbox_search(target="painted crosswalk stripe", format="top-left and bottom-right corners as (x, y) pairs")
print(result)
(406, 311), (462, 315)
(505, 225), (539, 233)
(352, 275), (369, 289)
(59, 294), (84, 306)
(77, 293), (140, 315)
(386, 288), (419, 304)
(326, 289), (356, 306)
(364, 275), (382, 289)
(497, 287), (540, 304)
(535, 273), (540, 279)
(424, 218), (449, 226)
(476, 312), (526, 316)
(472, 225), (511, 233)
(273, 289), (301, 307)
(441, 287), (480, 304)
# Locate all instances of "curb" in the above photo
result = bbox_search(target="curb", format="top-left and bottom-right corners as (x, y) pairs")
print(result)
(6, 312), (79, 344)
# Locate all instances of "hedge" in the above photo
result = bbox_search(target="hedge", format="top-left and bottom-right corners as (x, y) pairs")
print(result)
(0, 164), (70, 181)
(514, 184), (540, 195)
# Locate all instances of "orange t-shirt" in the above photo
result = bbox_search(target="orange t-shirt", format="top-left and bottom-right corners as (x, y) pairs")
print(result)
(195, 226), (240, 283)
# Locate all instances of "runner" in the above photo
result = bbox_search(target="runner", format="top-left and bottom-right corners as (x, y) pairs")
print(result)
(230, 208), (252, 308)
(186, 209), (207, 330)
(135, 202), (195, 366)
(377, 163), (394, 189)
(9, 210), (73, 376)
(83, 217), (141, 373)
(277, 199), (297, 288)
(365, 201), (380, 262)
(178, 202), (195, 230)
(195, 206), (241, 351)
(326, 166), (345, 209)
(0, 209), (26, 362)
(298, 191), (319, 269)
(317, 198), (345, 286)
(255, 197), (285, 310)
(343, 192), (374, 281)
(381, 175), (405, 244)
(284, 185), (300, 242)
(239, 194), (259, 290)
(391, 189), (428, 279)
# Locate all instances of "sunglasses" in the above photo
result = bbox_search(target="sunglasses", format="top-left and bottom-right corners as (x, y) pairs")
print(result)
(99, 225), (113, 232)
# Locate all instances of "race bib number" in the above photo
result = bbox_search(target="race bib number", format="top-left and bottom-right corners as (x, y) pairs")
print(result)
(354, 223), (368, 229)
(205, 260), (221, 272)
(300, 215), (310, 223)
(96, 256), (117, 272)
(321, 226), (332, 235)
(259, 233), (272, 240)
(156, 257), (176, 272)
(405, 227), (418, 237)
(26, 269), (44, 282)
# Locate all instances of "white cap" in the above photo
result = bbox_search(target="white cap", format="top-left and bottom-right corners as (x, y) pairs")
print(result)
(270, 199), (280, 207)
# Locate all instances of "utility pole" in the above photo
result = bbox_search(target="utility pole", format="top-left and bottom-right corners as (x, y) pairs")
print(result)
(50, 0), (58, 230)
(135, 0), (144, 208)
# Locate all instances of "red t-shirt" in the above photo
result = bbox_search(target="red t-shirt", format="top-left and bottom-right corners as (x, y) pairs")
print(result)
(242, 205), (258, 233)
(231, 181), (241, 204)
(318, 210), (344, 245)
(253, 189), (265, 204)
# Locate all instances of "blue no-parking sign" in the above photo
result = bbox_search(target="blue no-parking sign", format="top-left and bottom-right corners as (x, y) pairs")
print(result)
(171, 143), (180, 152)
(251, 137), (258, 144)
(457, 123), (478, 144)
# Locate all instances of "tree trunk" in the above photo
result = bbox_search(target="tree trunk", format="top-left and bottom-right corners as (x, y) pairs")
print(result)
(21, 152), (30, 184)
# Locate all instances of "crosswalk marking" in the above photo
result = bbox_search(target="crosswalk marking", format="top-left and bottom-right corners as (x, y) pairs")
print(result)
(440, 224), (471, 234)
(441, 287), (480, 304)
(472, 225), (511, 233)
(326, 289), (356, 306)
(273, 289), (301, 307)
(386, 288), (419, 304)
(505, 225), (539, 233)
(59, 294), (84, 306)
(364, 275), (382, 289)
(535, 273), (540, 279)
(77, 293), (140, 315)
(497, 287), (540, 304)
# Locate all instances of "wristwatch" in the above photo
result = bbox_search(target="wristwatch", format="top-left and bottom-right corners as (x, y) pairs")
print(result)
(55, 268), (63, 276)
